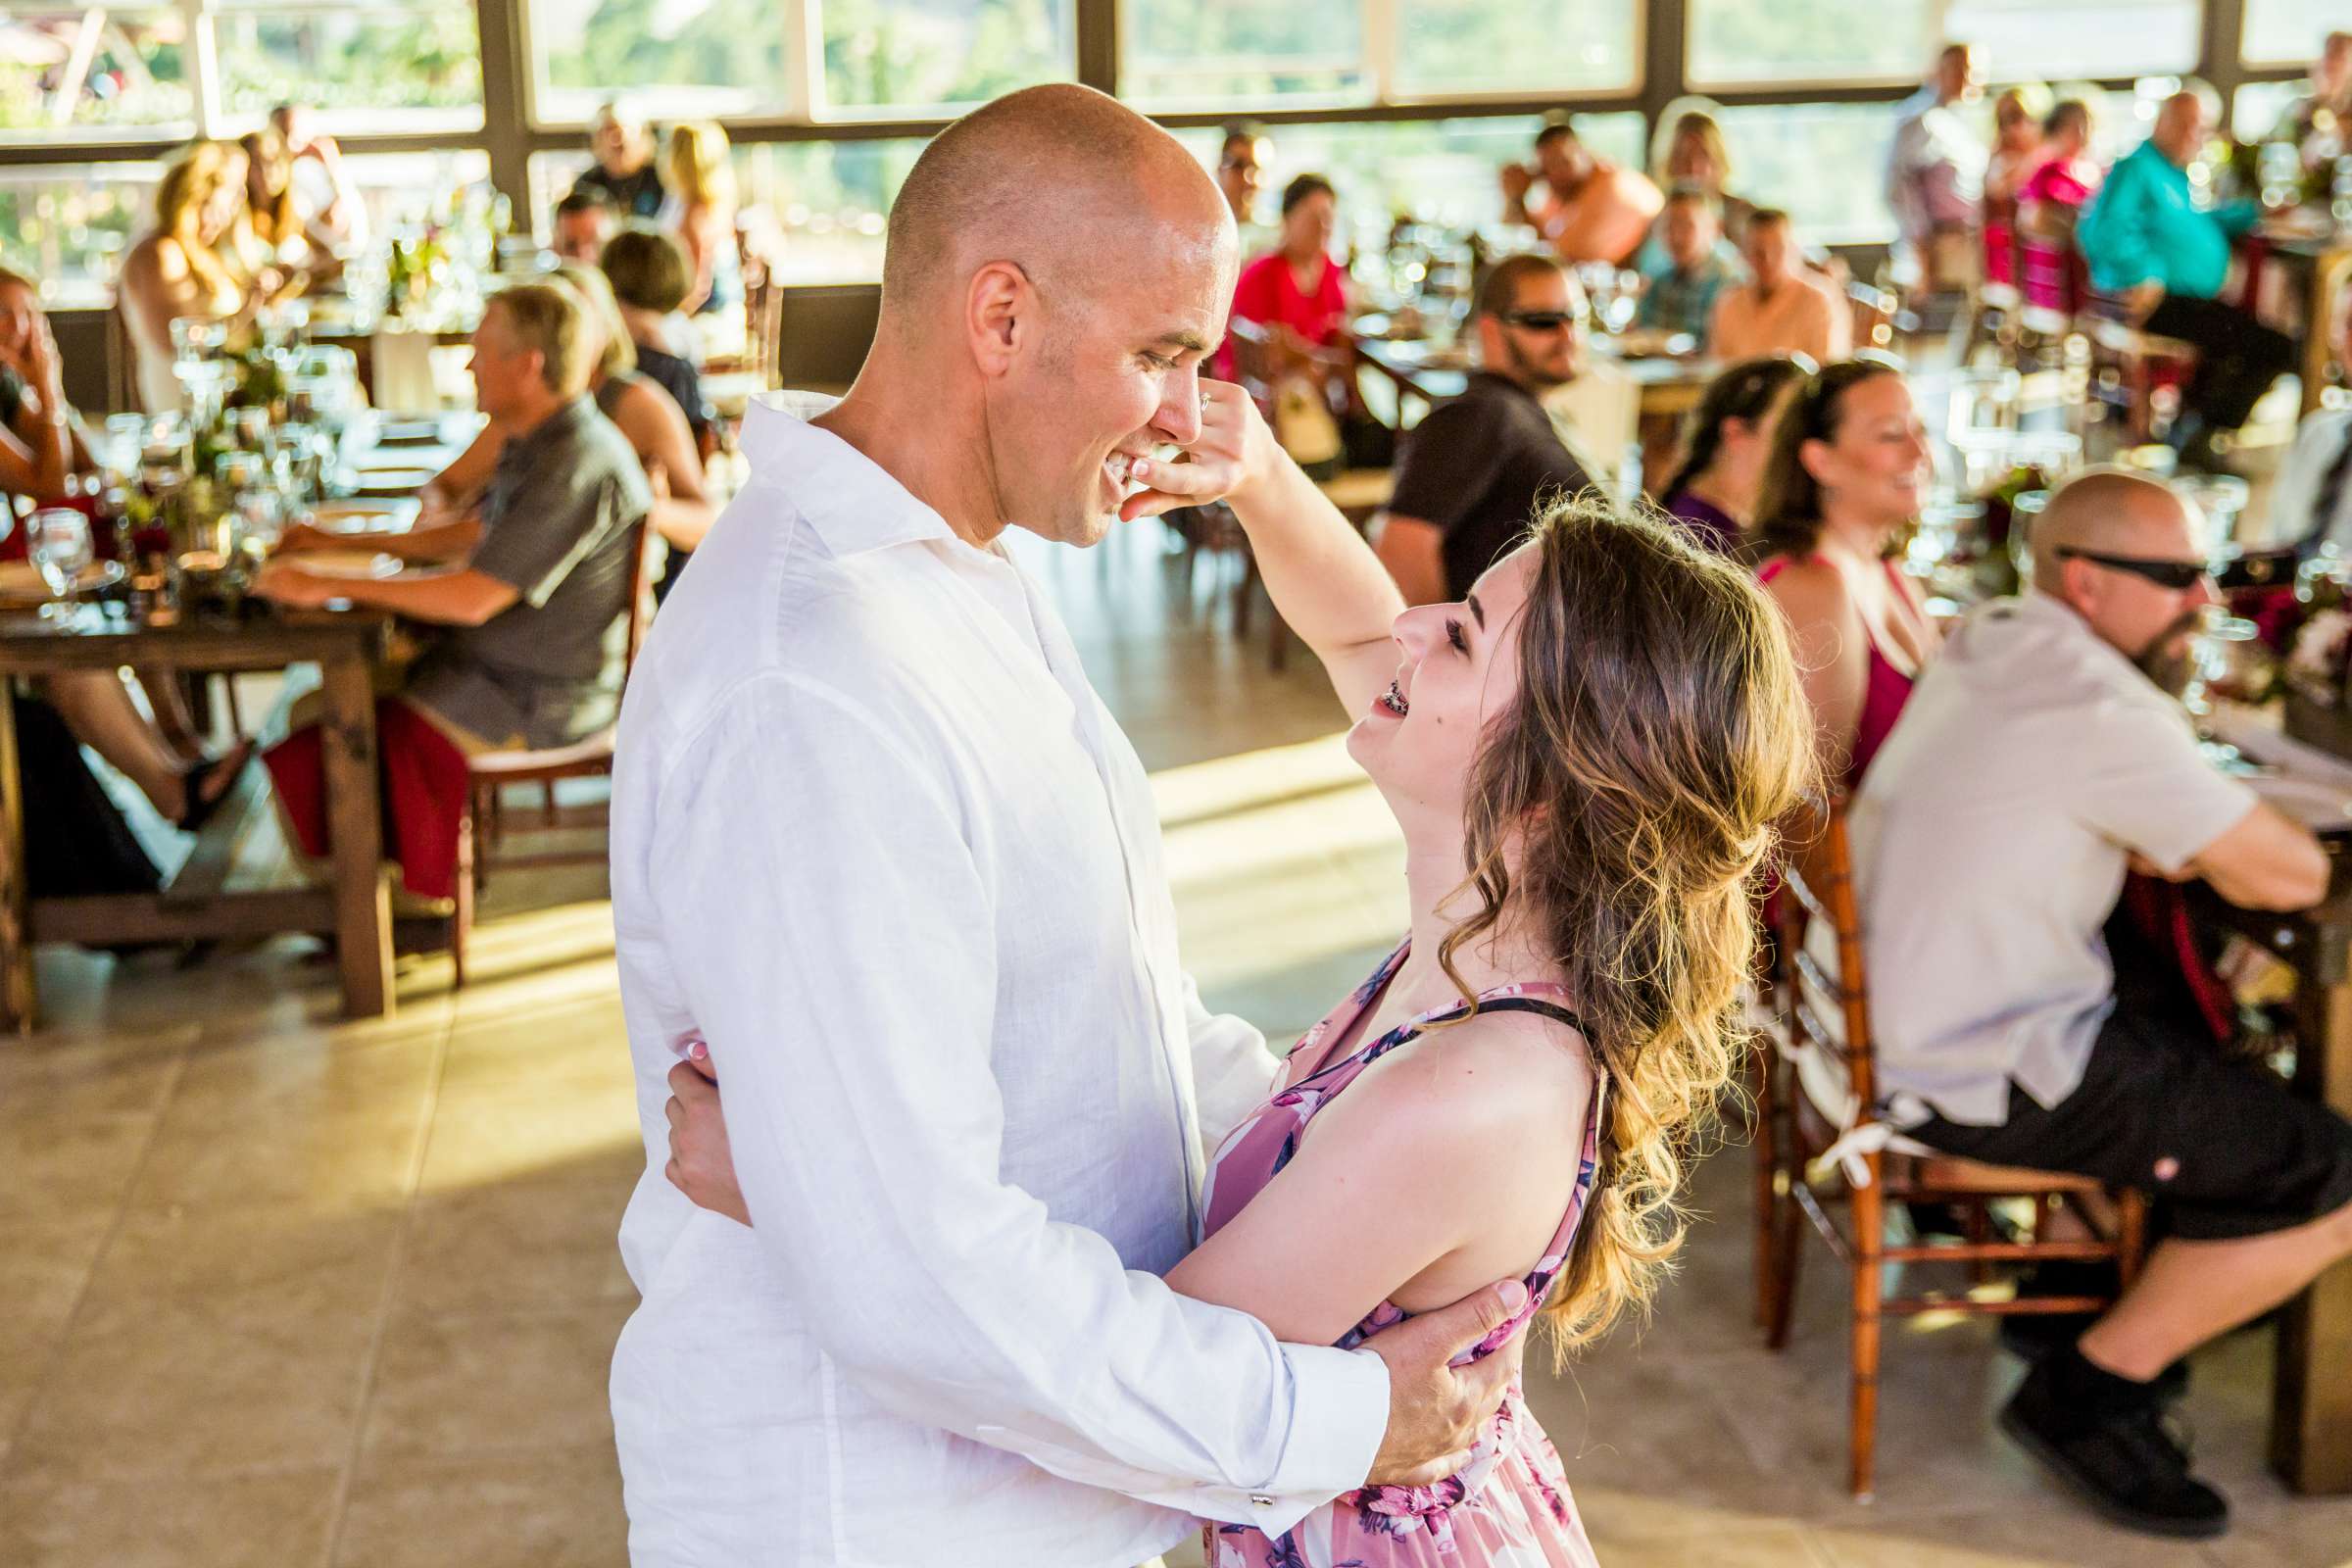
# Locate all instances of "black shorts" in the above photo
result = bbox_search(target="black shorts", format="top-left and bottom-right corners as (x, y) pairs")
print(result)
(1908, 942), (2352, 1242)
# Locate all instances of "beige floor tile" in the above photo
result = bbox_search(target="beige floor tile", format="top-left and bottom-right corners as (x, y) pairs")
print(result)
(169, 1021), (443, 1117)
(1811, 1509), (2222, 1568)
(0, 1110), (163, 1222)
(1601, 1523), (1835, 1567)
(9, 1298), (376, 1483)
(126, 1098), (427, 1213)
(332, 1446), (627, 1568)
(358, 1300), (634, 1462)
(413, 1084), (640, 1196)
(397, 1169), (639, 1315)
(70, 1204), (402, 1339)
(0, 1467), (342, 1568)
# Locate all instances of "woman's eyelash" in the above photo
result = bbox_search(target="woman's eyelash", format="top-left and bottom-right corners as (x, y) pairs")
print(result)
(1446, 620), (1468, 653)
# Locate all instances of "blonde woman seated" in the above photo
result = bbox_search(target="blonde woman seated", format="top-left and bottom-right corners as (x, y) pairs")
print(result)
(118, 140), (261, 413)
(660, 122), (742, 321)
(402, 268), (712, 563)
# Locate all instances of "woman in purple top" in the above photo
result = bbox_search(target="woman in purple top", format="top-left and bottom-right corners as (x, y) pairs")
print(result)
(1657, 355), (1811, 555)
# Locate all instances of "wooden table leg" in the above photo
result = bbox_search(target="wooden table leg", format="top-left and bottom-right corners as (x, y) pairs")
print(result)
(318, 654), (392, 1019)
(2276, 973), (2352, 1492)
(0, 692), (32, 1035)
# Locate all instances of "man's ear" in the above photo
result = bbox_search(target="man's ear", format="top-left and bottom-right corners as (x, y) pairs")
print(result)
(966, 261), (1033, 380)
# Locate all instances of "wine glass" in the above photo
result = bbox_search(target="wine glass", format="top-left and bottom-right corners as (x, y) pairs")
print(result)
(26, 509), (92, 621)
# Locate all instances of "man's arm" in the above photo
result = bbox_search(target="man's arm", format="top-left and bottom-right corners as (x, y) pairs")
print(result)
(254, 559), (516, 625)
(653, 679), (1392, 1534)
(2188, 802), (2329, 911)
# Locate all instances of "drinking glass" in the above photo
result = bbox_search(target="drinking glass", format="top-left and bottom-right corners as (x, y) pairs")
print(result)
(27, 508), (92, 620)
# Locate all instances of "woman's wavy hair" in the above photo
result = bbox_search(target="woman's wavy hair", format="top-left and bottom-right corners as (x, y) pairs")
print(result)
(1435, 499), (1818, 1348)
(1659, 354), (1812, 510)
(1751, 357), (1904, 562)
(152, 139), (250, 302)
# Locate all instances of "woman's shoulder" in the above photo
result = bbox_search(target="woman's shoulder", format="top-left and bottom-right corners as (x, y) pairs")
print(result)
(1336, 1002), (1597, 1157)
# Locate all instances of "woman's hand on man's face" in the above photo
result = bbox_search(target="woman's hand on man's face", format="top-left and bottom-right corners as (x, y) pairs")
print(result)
(1117, 378), (1276, 522)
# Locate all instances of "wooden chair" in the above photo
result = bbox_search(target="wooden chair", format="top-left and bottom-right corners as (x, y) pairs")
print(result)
(2083, 293), (2199, 445)
(1755, 798), (2149, 1501)
(449, 517), (661, 984)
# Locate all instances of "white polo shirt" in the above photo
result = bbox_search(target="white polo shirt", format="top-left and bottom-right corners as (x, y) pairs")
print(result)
(1840, 591), (2259, 1126)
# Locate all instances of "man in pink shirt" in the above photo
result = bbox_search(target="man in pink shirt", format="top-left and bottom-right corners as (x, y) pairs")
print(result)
(1500, 115), (1662, 267)
(1708, 209), (1852, 365)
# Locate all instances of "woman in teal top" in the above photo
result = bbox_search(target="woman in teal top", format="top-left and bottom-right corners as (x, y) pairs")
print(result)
(2078, 89), (2293, 466)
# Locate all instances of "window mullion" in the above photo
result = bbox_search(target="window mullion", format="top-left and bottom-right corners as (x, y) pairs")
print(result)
(187, 0), (225, 138)
(1364, 0), (1398, 107)
(789, 0), (820, 122)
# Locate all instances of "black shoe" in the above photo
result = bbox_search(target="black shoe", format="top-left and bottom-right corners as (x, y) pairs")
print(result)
(1999, 1358), (2230, 1540)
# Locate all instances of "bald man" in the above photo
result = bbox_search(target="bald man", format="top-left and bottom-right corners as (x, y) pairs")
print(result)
(2079, 91), (2293, 468)
(604, 85), (1520, 1566)
(1835, 469), (2352, 1538)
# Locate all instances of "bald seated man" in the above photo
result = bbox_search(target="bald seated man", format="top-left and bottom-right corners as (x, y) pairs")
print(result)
(1836, 469), (2352, 1539)
(603, 84), (1524, 1566)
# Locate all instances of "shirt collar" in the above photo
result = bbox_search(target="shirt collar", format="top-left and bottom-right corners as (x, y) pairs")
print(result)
(738, 392), (962, 558)
(497, 394), (594, 468)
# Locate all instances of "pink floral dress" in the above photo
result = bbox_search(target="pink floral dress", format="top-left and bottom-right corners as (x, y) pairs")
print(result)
(1198, 940), (1604, 1568)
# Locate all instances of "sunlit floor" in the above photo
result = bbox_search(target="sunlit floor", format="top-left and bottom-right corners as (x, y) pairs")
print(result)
(4, 520), (2349, 1567)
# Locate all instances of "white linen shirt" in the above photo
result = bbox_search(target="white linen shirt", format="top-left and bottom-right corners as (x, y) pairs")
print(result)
(607, 398), (1389, 1567)
(2252, 408), (2352, 552)
(1838, 591), (2258, 1127)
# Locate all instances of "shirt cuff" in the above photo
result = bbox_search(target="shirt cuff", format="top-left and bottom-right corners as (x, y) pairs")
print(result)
(1241, 1344), (1390, 1537)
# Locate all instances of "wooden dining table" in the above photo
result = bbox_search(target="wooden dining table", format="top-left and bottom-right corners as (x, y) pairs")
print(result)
(0, 605), (396, 1033)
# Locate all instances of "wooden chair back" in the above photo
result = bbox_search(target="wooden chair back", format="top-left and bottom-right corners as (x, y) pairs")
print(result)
(1775, 798), (1879, 1124)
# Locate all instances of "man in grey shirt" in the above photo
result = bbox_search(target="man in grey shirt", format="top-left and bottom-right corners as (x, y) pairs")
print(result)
(261, 282), (650, 751)
(1840, 470), (2352, 1539)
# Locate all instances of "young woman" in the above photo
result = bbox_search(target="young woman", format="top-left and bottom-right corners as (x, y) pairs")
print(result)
(2018, 99), (2102, 315)
(1982, 83), (2052, 289)
(1656, 354), (1811, 554)
(1222, 173), (1352, 394)
(118, 140), (257, 413)
(1752, 359), (1939, 789)
(659, 121), (742, 318)
(661, 396), (1817, 1567)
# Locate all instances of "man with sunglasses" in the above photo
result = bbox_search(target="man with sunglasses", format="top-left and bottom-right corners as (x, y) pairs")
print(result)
(1836, 468), (2352, 1539)
(1373, 253), (1595, 605)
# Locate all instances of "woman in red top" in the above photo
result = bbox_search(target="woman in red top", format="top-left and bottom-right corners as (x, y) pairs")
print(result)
(2018, 99), (2103, 314)
(1219, 173), (1351, 392)
(1982, 83), (2050, 290)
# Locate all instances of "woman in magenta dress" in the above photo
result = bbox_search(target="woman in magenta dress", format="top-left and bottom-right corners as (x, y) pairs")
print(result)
(2017, 99), (2103, 316)
(1981, 83), (2050, 291)
(1752, 359), (1938, 791)
(660, 392), (1816, 1566)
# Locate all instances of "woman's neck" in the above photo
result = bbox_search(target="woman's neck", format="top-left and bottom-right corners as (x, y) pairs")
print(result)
(1816, 509), (1893, 564)
(1390, 828), (1554, 1008)
(1681, 469), (1745, 522)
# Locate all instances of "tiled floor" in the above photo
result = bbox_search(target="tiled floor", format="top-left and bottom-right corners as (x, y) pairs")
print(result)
(5, 522), (2350, 1567)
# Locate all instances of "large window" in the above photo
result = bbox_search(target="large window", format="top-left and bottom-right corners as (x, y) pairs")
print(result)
(528, 0), (1075, 125)
(1945, 0), (2199, 81)
(212, 0), (484, 132)
(1714, 101), (1901, 245)
(0, 8), (196, 141)
(1123, 0), (1637, 110)
(0, 161), (158, 304)
(1687, 0), (1931, 88)
(2241, 0), (2337, 66)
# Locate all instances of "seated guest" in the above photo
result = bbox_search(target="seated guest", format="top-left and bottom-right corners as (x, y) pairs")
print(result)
(2018, 98), (2103, 315)
(1637, 186), (1740, 342)
(1982, 82), (2052, 290)
(553, 189), (617, 266)
(1215, 122), (1276, 257)
(659, 121), (741, 318)
(1838, 468), (2351, 1539)
(414, 267), (710, 570)
(269, 102), (367, 249)
(1372, 253), (1594, 604)
(1656, 355), (1811, 554)
(1753, 359), (1937, 788)
(2272, 29), (2352, 150)
(1709, 210), (1852, 365)
(258, 284), (649, 898)
(1220, 172), (1351, 398)
(2079, 88), (2295, 470)
(0, 265), (246, 828)
(1886, 42), (1985, 294)
(2260, 299), (2352, 551)
(1651, 107), (1755, 243)
(118, 139), (257, 413)
(571, 101), (665, 220)
(1501, 114), (1663, 267)
(599, 223), (711, 450)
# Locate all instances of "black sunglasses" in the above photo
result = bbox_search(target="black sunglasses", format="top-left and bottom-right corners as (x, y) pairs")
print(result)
(1500, 310), (1577, 332)
(2056, 548), (2210, 591)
